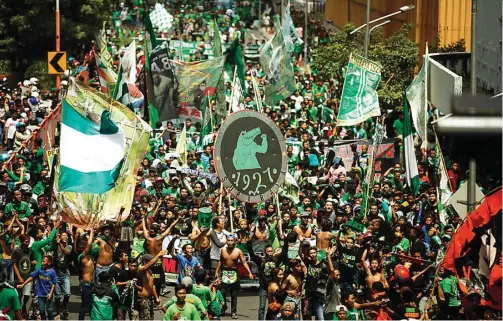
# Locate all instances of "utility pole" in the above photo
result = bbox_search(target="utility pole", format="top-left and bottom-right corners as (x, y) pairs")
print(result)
(364, 0), (371, 58)
(471, 0), (477, 96)
(56, 0), (61, 89)
(468, 0), (478, 213)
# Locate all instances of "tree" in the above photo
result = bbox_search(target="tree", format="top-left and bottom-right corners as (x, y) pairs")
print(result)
(311, 23), (418, 110)
(0, 0), (112, 75)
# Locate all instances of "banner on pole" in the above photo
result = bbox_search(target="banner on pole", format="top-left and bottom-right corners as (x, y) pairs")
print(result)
(337, 53), (382, 126)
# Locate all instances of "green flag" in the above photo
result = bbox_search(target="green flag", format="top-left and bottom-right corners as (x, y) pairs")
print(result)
(200, 102), (212, 148)
(337, 53), (382, 126)
(145, 12), (158, 49)
(225, 38), (246, 91)
(213, 19), (227, 119)
(145, 40), (159, 126)
(403, 92), (420, 195)
(260, 15), (296, 105)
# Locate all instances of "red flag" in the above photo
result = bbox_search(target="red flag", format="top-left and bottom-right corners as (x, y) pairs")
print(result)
(442, 188), (502, 271)
(442, 187), (502, 309)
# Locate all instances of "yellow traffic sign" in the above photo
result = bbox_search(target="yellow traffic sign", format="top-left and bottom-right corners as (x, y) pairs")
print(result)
(48, 51), (67, 74)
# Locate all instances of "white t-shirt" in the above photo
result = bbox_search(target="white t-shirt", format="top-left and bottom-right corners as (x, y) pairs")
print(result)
(210, 229), (231, 260)
(5, 118), (18, 139)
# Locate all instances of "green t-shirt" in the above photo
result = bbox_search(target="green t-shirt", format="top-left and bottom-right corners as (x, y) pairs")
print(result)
(192, 284), (212, 309)
(164, 294), (206, 319)
(0, 287), (21, 320)
(164, 302), (201, 321)
(393, 118), (404, 136)
(441, 275), (461, 307)
(4, 201), (31, 219)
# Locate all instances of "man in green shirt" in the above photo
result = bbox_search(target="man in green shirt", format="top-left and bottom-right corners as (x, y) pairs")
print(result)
(4, 189), (31, 219)
(164, 283), (201, 320)
(0, 272), (22, 320)
(163, 277), (207, 319)
(393, 112), (404, 137)
(439, 268), (461, 318)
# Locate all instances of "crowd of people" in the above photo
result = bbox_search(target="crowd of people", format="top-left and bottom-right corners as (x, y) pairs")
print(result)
(0, 0), (500, 321)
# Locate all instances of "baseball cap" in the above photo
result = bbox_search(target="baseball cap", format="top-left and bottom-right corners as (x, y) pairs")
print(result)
(335, 305), (347, 313)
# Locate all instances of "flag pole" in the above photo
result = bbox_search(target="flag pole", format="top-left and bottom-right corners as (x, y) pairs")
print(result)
(228, 191), (234, 233)
(250, 69), (263, 113)
(228, 66), (238, 116)
(424, 43), (429, 140)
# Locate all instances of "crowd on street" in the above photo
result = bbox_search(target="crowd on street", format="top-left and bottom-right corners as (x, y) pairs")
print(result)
(0, 1), (500, 321)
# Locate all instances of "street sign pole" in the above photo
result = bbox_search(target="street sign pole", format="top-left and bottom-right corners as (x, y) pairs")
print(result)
(56, 0), (61, 89)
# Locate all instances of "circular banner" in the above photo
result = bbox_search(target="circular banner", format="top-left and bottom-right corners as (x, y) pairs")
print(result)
(214, 110), (287, 203)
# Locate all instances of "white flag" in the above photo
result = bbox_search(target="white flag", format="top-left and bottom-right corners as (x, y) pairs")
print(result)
(230, 77), (244, 113)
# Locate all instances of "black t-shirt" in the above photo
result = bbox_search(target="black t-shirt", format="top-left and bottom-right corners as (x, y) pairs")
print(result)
(305, 259), (329, 300)
(337, 246), (357, 281)
(12, 247), (32, 281)
(109, 264), (130, 291)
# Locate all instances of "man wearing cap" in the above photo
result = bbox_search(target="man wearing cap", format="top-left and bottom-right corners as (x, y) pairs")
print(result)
(215, 234), (253, 319)
(333, 305), (348, 320)
(150, 177), (170, 198)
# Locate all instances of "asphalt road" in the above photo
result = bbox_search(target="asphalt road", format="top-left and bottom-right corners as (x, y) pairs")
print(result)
(63, 275), (261, 320)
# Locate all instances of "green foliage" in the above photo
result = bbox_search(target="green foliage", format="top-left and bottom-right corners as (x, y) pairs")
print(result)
(428, 36), (466, 53)
(311, 23), (418, 110)
(0, 0), (112, 76)
(437, 39), (466, 53)
(25, 61), (55, 90)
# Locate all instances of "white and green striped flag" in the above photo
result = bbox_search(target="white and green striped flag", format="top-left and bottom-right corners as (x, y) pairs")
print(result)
(403, 93), (420, 195)
(59, 99), (125, 194)
(113, 40), (144, 112)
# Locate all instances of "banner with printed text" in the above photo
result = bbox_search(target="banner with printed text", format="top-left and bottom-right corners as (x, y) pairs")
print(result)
(337, 53), (382, 126)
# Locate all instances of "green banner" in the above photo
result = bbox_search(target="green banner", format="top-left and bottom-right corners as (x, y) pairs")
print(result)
(337, 53), (382, 127)
(261, 15), (296, 106)
(171, 56), (225, 121)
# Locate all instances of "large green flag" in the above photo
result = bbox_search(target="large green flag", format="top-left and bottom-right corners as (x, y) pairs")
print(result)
(56, 80), (151, 229)
(260, 15), (296, 105)
(171, 56), (225, 121)
(403, 92), (420, 195)
(337, 53), (382, 126)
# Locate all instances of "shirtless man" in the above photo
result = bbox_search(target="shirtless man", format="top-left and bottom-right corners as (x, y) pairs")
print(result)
(293, 213), (312, 241)
(189, 211), (211, 269)
(94, 224), (115, 283)
(137, 250), (168, 320)
(143, 215), (176, 295)
(316, 219), (336, 261)
(281, 258), (306, 319)
(215, 235), (253, 319)
(78, 229), (96, 320)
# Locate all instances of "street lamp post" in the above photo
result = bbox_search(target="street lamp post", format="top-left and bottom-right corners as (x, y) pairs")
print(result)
(351, 4), (415, 58)
(364, 20), (391, 52)
(56, 0), (61, 89)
